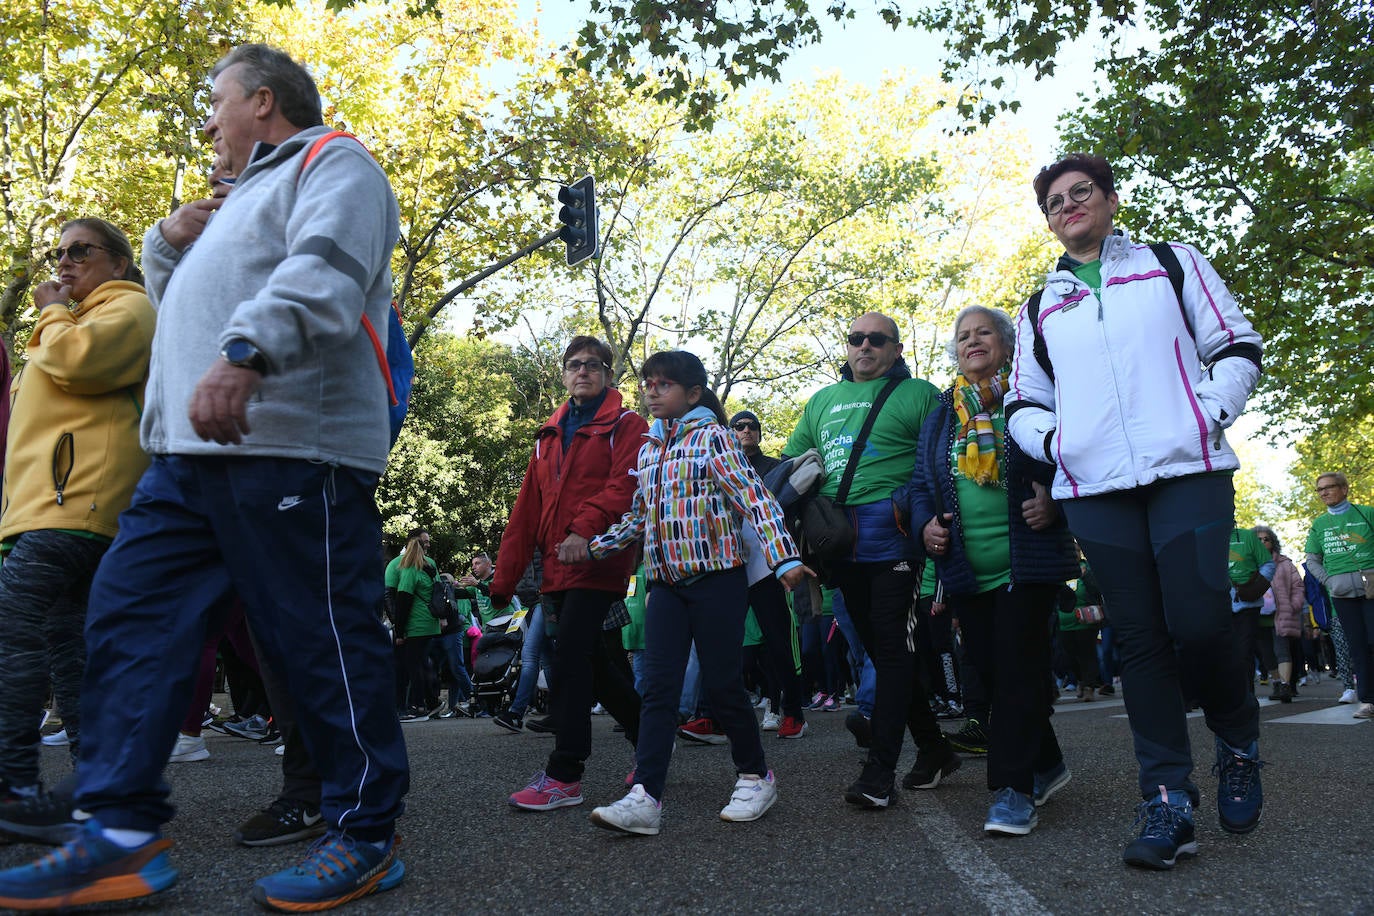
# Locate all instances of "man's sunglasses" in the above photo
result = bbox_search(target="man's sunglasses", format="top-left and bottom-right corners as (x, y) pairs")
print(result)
(732, 421), (760, 431)
(47, 242), (118, 264)
(847, 331), (897, 348)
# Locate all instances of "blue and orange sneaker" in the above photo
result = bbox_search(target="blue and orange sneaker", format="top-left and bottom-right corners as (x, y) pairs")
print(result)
(252, 831), (404, 912)
(0, 818), (178, 911)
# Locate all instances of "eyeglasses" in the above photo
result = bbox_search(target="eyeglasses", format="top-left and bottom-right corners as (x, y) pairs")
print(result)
(1041, 180), (1096, 216)
(1316, 484), (1344, 492)
(732, 421), (760, 431)
(847, 331), (897, 348)
(640, 379), (679, 395)
(47, 242), (118, 264)
(563, 358), (607, 374)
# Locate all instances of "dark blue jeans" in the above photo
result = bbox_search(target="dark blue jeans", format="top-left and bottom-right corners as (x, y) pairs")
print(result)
(0, 530), (109, 786)
(440, 632), (474, 708)
(635, 567), (765, 801)
(76, 455), (409, 840)
(1063, 473), (1258, 803)
(830, 589), (875, 716)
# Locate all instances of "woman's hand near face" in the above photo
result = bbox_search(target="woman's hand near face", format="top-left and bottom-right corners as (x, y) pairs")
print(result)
(1021, 481), (1057, 531)
(32, 280), (73, 309)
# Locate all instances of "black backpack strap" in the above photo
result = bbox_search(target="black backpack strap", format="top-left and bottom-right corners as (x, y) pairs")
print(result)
(1026, 289), (1054, 383)
(835, 377), (901, 505)
(1149, 242), (1191, 342)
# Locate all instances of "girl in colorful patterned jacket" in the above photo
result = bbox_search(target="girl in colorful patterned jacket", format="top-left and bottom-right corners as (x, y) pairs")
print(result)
(569, 350), (812, 836)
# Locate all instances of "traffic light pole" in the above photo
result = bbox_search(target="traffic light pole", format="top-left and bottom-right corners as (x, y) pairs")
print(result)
(406, 227), (564, 348)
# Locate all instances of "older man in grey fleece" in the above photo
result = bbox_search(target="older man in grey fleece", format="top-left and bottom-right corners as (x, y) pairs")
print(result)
(0, 44), (409, 914)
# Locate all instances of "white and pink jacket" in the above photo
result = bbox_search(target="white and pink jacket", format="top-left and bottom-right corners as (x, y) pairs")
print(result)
(1006, 229), (1262, 500)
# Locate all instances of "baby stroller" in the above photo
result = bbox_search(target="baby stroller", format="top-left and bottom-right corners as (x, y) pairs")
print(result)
(471, 604), (529, 711)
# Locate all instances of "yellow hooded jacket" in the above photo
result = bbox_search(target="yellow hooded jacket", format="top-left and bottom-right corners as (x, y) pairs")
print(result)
(1, 280), (156, 540)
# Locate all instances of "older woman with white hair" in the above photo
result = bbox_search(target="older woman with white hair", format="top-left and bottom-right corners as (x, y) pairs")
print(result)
(901, 304), (1079, 837)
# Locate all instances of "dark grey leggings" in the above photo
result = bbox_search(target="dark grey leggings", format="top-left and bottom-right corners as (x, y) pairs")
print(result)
(1062, 473), (1259, 802)
(0, 530), (109, 787)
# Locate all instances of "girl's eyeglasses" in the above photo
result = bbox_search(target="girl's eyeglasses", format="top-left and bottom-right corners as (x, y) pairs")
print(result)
(640, 379), (679, 395)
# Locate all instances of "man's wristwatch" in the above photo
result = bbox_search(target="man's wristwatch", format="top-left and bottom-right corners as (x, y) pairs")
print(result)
(221, 338), (268, 374)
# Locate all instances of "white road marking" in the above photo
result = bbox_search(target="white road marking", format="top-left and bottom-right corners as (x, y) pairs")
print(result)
(916, 799), (1053, 916)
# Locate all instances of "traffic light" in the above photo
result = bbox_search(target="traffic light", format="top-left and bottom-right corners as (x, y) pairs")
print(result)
(557, 176), (598, 266)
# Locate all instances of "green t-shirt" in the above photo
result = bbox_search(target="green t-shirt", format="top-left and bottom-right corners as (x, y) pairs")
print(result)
(743, 608), (763, 647)
(917, 557), (937, 599)
(398, 565), (440, 638)
(1306, 507), (1374, 575)
(785, 376), (941, 505)
(1228, 527), (1270, 586)
(951, 412), (1011, 592)
(1073, 259), (1103, 300)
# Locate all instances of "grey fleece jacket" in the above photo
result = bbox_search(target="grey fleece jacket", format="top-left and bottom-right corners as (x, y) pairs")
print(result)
(141, 126), (400, 474)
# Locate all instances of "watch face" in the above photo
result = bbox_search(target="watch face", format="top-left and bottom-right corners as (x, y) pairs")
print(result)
(225, 340), (253, 363)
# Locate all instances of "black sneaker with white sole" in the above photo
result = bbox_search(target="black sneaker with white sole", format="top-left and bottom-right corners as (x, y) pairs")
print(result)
(235, 798), (327, 847)
(903, 740), (962, 790)
(843, 762), (895, 809)
(493, 710), (523, 732)
(0, 789), (85, 845)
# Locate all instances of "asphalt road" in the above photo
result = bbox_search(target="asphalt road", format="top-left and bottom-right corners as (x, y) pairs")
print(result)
(9, 676), (1372, 915)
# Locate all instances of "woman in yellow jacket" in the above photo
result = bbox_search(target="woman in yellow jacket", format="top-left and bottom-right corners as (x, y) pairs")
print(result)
(0, 218), (155, 830)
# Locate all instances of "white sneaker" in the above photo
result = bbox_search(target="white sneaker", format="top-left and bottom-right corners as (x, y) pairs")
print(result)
(1354, 703), (1374, 719)
(1340, 688), (1358, 704)
(590, 784), (662, 836)
(274, 743), (286, 756)
(761, 710), (780, 731)
(720, 771), (777, 822)
(169, 732), (210, 763)
(40, 729), (69, 747)
(590, 703), (608, 716)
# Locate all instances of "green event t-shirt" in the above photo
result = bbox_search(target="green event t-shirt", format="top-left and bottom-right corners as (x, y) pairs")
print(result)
(785, 376), (941, 505)
(1228, 527), (1270, 586)
(1073, 259), (1103, 300)
(397, 565), (440, 638)
(951, 412), (1011, 593)
(1306, 507), (1374, 576)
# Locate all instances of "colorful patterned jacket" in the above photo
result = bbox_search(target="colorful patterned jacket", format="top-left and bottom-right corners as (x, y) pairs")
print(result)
(590, 406), (799, 584)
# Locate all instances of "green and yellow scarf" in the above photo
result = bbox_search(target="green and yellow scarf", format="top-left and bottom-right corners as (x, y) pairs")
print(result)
(953, 368), (1010, 486)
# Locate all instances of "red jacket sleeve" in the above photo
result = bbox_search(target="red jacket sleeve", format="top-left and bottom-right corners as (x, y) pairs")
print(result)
(567, 409), (648, 540)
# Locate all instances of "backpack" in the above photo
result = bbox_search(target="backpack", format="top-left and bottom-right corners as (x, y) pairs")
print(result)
(1025, 242), (1185, 382)
(430, 575), (456, 621)
(298, 130), (414, 446)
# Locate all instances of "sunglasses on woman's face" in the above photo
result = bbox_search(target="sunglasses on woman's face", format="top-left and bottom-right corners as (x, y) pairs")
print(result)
(47, 242), (118, 264)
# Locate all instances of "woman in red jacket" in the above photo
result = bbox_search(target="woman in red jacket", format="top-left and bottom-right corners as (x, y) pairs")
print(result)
(494, 336), (648, 811)
(1254, 526), (1306, 703)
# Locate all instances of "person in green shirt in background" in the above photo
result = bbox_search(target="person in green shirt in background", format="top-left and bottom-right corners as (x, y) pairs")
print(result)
(621, 563), (649, 693)
(1228, 526), (1275, 693)
(1304, 472), (1374, 719)
(393, 538), (443, 721)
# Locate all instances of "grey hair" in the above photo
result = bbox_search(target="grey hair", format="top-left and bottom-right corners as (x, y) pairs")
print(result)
(945, 306), (1016, 364)
(212, 44), (323, 129)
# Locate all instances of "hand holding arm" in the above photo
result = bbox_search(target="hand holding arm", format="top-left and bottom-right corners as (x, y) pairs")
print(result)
(1021, 481), (1058, 531)
(557, 534), (591, 565)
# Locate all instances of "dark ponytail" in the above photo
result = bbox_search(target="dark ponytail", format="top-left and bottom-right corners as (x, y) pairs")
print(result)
(640, 350), (727, 425)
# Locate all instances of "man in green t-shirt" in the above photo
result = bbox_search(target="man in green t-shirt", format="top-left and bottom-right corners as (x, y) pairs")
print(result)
(783, 311), (957, 809)
(1304, 472), (1374, 717)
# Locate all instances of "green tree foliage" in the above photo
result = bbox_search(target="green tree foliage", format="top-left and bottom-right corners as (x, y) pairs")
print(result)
(377, 333), (565, 567)
(0, 0), (247, 339)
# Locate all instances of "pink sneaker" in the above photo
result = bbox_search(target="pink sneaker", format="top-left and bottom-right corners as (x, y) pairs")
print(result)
(508, 772), (584, 810)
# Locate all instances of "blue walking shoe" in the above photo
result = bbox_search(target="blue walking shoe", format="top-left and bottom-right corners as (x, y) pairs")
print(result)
(983, 787), (1037, 836)
(252, 831), (404, 912)
(1032, 760), (1072, 808)
(0, 819), (178, 911)
(1122, 790), (1198, 870)
(1213, 737), (1264, 834)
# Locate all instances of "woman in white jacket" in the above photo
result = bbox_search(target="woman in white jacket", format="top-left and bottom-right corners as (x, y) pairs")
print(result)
(1006, 153), (1264, 872)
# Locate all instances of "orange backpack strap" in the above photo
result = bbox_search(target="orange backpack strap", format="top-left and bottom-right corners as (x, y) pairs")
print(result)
(298, 130), (372, 177)
(295, 130), (397, 407)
